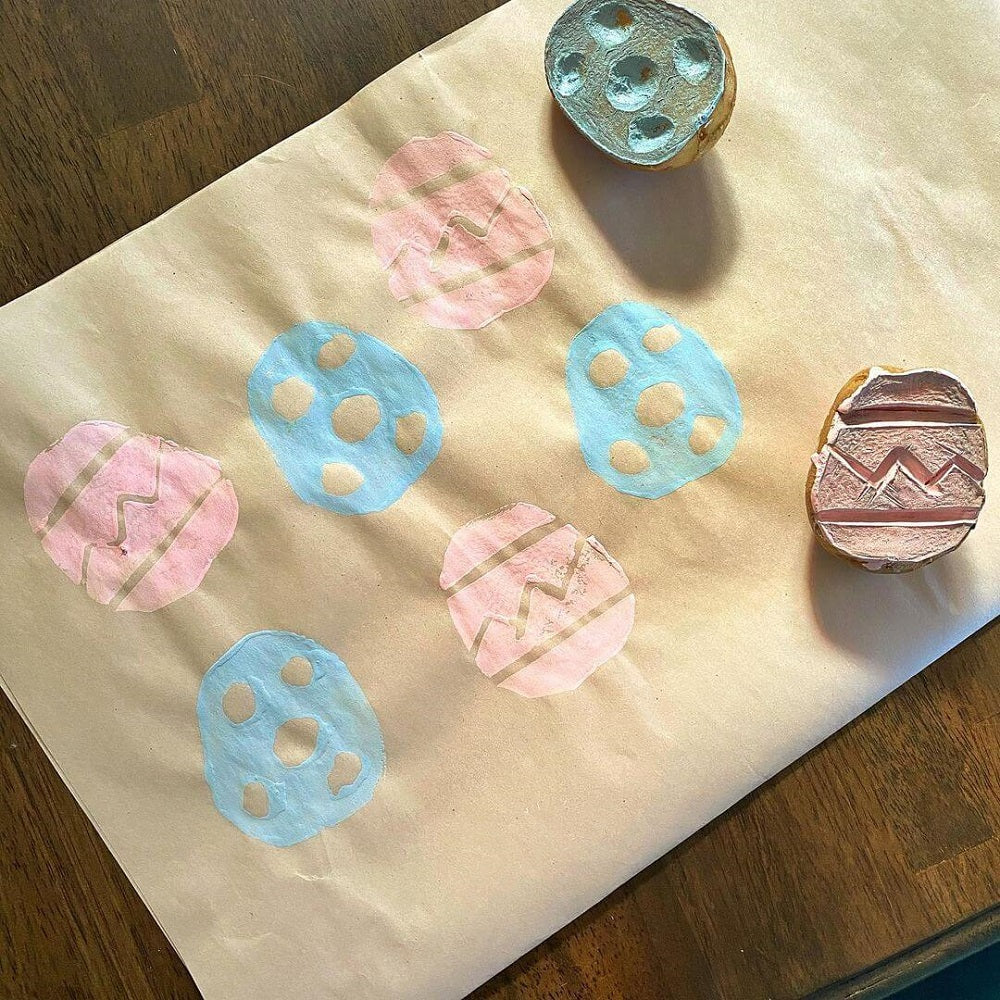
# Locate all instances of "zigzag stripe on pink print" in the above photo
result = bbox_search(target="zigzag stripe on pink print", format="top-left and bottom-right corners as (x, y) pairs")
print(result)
(370, 131), (555, 330)
(441, 502), (634, 698)
(24, 420), (238, 612)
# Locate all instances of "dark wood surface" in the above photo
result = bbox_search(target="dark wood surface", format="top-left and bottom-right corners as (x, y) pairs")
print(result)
(1, 2), (998, 998)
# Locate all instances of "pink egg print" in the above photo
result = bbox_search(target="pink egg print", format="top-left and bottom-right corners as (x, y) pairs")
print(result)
(370, 131), (555, 330)
(440, 502), (635, 697)
(23, 420), (238, 612)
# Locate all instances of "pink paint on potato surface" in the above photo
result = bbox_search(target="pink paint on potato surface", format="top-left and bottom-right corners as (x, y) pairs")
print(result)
(24, 420), (238, 611)
(441, 502), (634, 697)
(809, 368), (988, 572)
(370, 132), (555, 330)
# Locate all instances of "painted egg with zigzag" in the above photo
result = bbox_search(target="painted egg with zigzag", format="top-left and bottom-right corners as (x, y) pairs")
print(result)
(23, 420), (238, 611)
(807, 367), (988, 573)
(440, 502), (634, 697)
(370, 131), (555, 331)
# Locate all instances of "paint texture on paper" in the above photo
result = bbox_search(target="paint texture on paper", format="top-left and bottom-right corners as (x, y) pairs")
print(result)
(23, 420), (238, 611)
(198, 630), (385, 847)
(441, 502), (635, 697)
(370, 132), (555, 330)
(567, 302), (741, 498)
(247, 321), (442, 514)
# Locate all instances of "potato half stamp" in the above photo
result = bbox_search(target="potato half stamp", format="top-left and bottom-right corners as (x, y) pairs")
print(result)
(808, 367), (988, 573)
(545, 0), (736, 169)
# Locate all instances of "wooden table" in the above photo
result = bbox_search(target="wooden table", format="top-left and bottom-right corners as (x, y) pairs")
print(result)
(1, 2), (997, 997)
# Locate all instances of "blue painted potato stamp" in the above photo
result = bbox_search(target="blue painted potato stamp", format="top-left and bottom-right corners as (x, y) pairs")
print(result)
(567, 302), (742, 498)
(248, 321), (443, 514)
(197, 630), (385, 847)
(545, 0), (736, 169)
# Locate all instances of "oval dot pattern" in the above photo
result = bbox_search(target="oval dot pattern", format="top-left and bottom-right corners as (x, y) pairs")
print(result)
(247, 321), (443, 515)
(566, 301), (742, 499)
(544, 0), (727, 167)
(197, 630), (385, 847)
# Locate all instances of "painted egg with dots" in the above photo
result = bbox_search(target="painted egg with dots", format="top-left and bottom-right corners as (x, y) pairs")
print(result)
(545, 0), (736, 169)
(247, 321), (443, 514)
(197, 630), (385, 847)
(566, 301), (742, 498)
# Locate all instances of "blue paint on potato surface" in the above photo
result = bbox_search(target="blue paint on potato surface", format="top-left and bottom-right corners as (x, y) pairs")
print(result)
(545, 0), (726, 167)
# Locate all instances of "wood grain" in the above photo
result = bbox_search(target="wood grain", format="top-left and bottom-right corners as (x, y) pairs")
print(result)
(41, 0), (200, 135)
(0, 2), (998, 998)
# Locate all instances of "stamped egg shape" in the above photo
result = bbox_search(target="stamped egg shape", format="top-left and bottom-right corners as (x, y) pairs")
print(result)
(198, 630), (385, 847)
(566, 301), (741, 498)
(441, 502), (635, 697)
(23, 420), (238, 611)
(370, 132), (555, 330)
(247, 321), (443, 515)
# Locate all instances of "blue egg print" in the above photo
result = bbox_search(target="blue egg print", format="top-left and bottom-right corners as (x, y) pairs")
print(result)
(197, 631), (385, 847)
(248, 321), (442, 514)
(566, 302), (742, 498)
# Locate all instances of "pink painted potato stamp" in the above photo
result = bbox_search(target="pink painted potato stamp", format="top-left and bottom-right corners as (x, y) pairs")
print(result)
(440, 502), (635, 697)
(370, 131), (555, 330)
(24, 420), (239, 611)
(807, 368), (988, 573)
